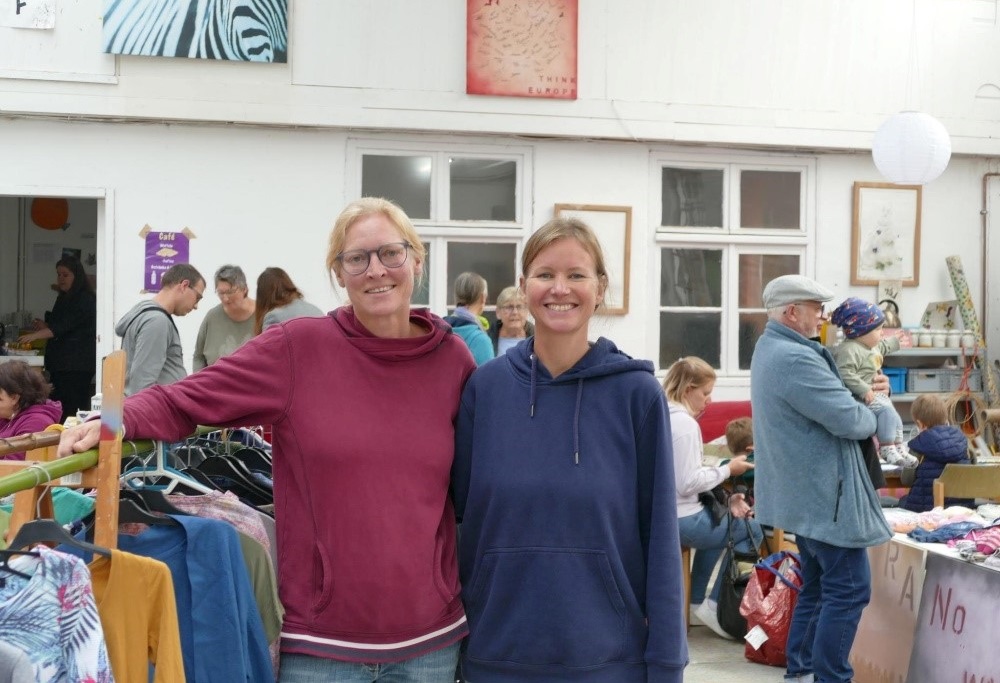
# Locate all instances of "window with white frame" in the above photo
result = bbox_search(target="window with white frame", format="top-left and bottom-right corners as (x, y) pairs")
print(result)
(348, 139), (531, 321)
(654, 153), (814, 373)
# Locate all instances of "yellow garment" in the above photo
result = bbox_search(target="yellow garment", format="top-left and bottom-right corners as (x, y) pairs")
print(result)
(89, 549), (186, 683)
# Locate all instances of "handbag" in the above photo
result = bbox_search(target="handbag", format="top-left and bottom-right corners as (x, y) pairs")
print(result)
(698, 485), (729, 527)
(739, 550), (803, 667)
(716, 516), (763, 639)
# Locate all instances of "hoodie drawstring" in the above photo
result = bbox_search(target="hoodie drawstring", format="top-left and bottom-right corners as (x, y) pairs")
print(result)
(573, 379), (583, 466)
(529, 353), (538, 418)
(528, 354), (584, 465)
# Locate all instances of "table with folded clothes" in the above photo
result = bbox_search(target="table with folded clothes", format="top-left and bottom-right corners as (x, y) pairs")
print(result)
(850, 505), (1000, 683)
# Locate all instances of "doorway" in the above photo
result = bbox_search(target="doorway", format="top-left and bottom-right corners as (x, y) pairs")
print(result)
(1, 192), (111, 394)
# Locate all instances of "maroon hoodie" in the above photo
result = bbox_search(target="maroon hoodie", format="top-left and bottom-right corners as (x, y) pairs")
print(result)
(0, 399), (63, 459)
(122, 307), (476, 663)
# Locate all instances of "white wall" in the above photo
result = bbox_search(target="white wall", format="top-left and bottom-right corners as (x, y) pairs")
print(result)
(3, 0), (1000, 153)
(1, 0), (998, 399)
(1, 119), (989, 401)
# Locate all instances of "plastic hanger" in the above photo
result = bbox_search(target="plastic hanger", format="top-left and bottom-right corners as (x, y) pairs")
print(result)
(131, 489), (190, 516)
(7, 519), (112, 558)
(232, 446), (272, 475)
(0, 549), (40, 579)
(118, 498), (179, 526)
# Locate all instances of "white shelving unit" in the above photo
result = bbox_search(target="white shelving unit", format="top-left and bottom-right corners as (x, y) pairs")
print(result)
(883, 347), (983, 427)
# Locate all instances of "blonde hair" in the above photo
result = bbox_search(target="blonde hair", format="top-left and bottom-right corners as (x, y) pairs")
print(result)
(725, 417), (754, 456)
(325, 197), (426, 284)
(662, 356), (716, 413)
(495, 285), (524, 308)
(911, 394), (948, 428)
(521, 217), (609, 303)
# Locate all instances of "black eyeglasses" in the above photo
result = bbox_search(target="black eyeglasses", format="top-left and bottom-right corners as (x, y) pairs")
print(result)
(336, 242), (411, 276)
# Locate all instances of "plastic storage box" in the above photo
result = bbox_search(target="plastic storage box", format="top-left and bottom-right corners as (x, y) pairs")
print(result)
(906, 368), (982, 393)
(883, 367), (908, 394)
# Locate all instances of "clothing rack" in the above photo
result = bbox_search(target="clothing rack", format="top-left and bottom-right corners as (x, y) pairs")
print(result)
(121, 430), (217, 494)
(0, 350), (128, 549)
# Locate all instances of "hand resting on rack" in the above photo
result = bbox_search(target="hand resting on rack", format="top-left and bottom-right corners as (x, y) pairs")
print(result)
(57, 419), (102, 457)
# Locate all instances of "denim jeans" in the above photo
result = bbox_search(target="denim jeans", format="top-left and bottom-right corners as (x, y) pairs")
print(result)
(784, 536), (871, 683)
(279, 642), (460, 683)
(677, 506), (763, 603)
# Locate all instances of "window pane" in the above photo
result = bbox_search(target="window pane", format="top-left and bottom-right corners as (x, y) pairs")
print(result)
(446, 242), (518, 307)
(660, 249), (722, 307)
(659, 311), (721, 369)
(740, 171), (801, 229)
(361, 155), (432, 220)
(413, 242), (430, 306)
(737, 254), (800, 307)
(661, 168), (723, 227)
(738, 312), (769, 370)
(450, 158), (517, 221)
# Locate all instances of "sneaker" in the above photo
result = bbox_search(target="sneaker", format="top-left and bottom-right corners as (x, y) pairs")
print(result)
(693, 598), (735, 640)
(689, 601), (705, 626)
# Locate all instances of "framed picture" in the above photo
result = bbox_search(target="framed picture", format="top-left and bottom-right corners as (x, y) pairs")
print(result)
(553, 204), (631, 315)
(851, 182), (922, 286)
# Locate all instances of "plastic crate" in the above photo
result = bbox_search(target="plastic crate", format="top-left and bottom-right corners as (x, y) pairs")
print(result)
(883, 367), (908, 394)
(906, 368), (982, 393)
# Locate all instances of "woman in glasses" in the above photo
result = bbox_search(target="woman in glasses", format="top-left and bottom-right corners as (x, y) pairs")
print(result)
(489, 285), (534, 356)
(58, 197), (476, 682)
(192, 264), (256, 370)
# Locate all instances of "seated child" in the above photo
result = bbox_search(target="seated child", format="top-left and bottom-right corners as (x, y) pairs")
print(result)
(723, 417), (755, 494)
(831, 297), (917, 466)
(898, 394), (972, 512)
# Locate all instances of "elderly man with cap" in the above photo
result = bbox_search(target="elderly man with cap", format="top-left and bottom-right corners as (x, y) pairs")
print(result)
(750, 274), (892, 683)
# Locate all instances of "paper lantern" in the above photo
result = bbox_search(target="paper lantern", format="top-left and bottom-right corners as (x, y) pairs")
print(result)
(872, 111), (952, 185)
(30, 198), (70, 231)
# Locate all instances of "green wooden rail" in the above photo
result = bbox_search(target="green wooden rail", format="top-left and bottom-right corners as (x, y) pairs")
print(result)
(0, 426), (222, 498)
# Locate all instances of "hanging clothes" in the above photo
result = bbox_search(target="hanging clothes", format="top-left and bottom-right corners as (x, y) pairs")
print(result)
(113, 515), (273, 682)
(87, 549), (185, 682)
(0, 545), (114, 682)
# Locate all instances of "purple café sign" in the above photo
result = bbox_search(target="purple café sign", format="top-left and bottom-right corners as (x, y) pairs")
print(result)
(144, 231), (190, 292)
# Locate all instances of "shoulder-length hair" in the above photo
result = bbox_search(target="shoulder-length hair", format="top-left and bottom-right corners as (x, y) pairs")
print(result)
(254, 267), (304, 335)
(0, 361), (51, 411)
(662, 356), (716, 413)
(56, 255), (93, 298)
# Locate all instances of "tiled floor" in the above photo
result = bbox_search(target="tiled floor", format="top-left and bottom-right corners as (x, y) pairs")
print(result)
(685, 623), (782, 682)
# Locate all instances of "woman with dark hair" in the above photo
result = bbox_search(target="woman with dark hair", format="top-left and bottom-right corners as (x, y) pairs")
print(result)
(18, 256), (96, 422)
(0, 360), (62, 460)
(253, 267), (323, 335)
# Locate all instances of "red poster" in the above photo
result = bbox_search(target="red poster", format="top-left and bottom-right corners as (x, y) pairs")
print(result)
(466, 0), (578, 100)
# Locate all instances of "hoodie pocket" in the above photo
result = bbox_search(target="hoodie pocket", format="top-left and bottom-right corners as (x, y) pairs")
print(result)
(465, 548), (638, 667)
(311, 545), (336, 617)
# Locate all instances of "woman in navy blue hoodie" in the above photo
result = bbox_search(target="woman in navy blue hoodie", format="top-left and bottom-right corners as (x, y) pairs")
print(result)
(453, 217), (687, 683)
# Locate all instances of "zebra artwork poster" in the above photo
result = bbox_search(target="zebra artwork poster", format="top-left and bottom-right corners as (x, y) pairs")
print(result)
(102, 0), (288, 63)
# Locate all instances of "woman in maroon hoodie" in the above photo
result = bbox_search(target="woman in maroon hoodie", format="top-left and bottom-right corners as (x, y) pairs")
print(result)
(0, 360), (63, 459)
(57, 197), (476, 683)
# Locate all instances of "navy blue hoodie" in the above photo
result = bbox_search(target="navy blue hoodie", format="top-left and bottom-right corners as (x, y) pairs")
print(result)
(453, 337), (686, 683)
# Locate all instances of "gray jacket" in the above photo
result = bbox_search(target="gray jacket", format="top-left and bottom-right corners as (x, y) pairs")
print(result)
(114, 301), (187, 396)
(262, 298), (324, 331)
(750, 320), (891, 548)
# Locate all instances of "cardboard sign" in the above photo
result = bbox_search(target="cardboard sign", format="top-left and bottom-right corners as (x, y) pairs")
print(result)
(907, 553), (1000, 682)
(852, 540), (927, 683)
